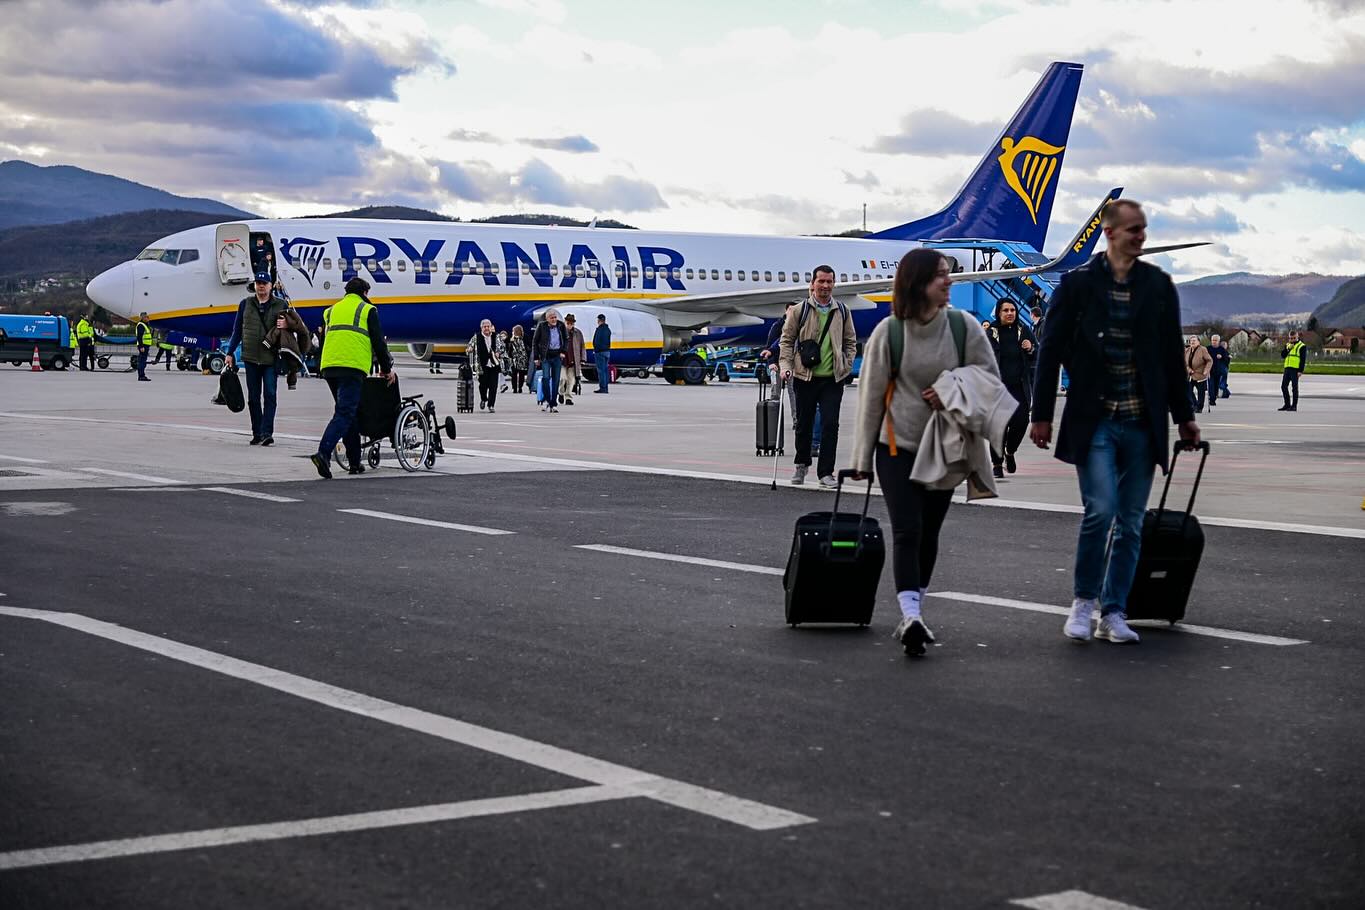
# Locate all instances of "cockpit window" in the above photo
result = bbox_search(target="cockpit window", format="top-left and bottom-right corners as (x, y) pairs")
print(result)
(135, 248), (199, 266)
(136, 248), (166, 261)
(178, 249), (199, 264)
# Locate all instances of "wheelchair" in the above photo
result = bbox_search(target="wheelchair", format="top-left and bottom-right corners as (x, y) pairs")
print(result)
(332, 376), (457, 473)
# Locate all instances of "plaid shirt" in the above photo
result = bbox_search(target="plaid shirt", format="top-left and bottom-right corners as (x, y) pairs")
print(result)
(1100, 258), (1146, 421)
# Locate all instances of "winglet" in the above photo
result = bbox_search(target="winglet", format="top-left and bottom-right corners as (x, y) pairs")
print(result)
(1054, 187), (1122, 271)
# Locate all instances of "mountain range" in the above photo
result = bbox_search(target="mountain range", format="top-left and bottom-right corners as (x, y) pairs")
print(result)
(0, 160), (254, 230)
(0, 160), (1360, 329)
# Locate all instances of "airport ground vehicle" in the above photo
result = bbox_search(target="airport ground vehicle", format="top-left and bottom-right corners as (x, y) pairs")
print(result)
(1, 314), (73, 370)
(331, 378), (458, 473)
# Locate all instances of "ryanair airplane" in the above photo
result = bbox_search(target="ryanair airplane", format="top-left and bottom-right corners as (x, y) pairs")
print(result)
(87, 61), (1107, 380)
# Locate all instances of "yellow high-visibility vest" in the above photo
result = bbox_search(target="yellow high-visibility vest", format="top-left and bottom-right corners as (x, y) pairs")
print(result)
(1284, 340), (1305, 370)
(320, 294), (374, 371)
(136, 321), (153, 346)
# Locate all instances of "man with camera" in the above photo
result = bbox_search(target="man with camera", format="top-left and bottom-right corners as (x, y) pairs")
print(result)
(779, 265), (858, 487)
(225, 271), (306, 446)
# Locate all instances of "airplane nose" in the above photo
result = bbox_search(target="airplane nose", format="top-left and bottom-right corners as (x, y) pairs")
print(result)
(86, 262), (133, 317)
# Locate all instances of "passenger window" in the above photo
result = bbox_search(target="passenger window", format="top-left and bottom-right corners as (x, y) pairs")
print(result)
(777, 271), (785, 282)
(644, 267), (655, 279)
(865, 273), (871, 281)
(178, 249), (199, 265)
(366, 259), (378, 272)
(630, 267), (639, 278)
(444, 261), (454, 273)
(577, 265), (586, 278)
(685, 268), (694, 279)
(711, 269), (719, 280)
(396, 260), (407, 272)
(550, 265), (559, 276)
(381, 260), (392, 271)
(753, 271), (761, 282)
(521, 265), (532, 276)
(322, 258), (333, 271)
(737, 270), (745, 281)
(840, 273), (848, 282)
(724, 270), (732, 280)
(490, 263), (500, 274)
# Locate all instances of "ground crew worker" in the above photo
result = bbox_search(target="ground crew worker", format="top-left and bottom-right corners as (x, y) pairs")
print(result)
(66, 322), (78, 370)
(134, 312), (153, 381)
(76, 316), (96, 371)
(1279, 330), (1308, 412)
(310, 277), (395, 479)
(151, 334), (175, 370)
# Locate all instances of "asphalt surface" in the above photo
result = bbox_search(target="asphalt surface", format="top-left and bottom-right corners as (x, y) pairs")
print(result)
(2, 469), (1362, 909)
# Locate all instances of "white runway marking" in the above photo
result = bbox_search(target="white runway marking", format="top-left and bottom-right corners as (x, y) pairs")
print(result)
(0, 607), (813, 837)
(0, 786), (630, 871)
(338, 508), (514, 536)
(932, 592), (1309, 646)
(576, 544), (785, 576)
(82, 468), (184, 485)
(0, 453), (47, 463)
(201, 486), (301, 503)
(1012, 890), (1149, 910)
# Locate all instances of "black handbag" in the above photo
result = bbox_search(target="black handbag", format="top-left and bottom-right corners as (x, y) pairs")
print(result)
(796, 303), (838, 368)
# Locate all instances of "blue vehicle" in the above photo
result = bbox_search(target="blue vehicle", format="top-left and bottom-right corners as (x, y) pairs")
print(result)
(0, 314), (72, 370)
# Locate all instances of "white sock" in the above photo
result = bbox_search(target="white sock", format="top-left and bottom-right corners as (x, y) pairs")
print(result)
(897, 590), (922, 621)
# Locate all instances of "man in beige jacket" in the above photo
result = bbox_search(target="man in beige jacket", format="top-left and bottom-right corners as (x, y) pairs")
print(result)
(779, 265), (859, 487)
(1185, 335), (1213, 413)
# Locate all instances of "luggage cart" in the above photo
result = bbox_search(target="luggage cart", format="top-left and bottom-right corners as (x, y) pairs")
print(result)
(92, 336), (138, 371)
(332, 377), (457, 473)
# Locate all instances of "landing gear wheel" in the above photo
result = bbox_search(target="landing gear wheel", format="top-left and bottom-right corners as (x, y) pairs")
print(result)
(393, 404), (431, 472)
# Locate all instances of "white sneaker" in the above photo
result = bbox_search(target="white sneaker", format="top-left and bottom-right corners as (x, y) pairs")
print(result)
(818, 474), (837, 488)
(892, 616), (935, 657)
(1064, 598), (1095, 641)
(790, 464), (808, 485)
(1096, 613), (1141, 644)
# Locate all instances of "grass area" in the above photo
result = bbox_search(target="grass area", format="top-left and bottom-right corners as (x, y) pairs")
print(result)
(1231, 361), (1365, 375)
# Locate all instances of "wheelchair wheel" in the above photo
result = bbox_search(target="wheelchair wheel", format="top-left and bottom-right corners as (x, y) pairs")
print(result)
(333, 442), (349, 471)
(368, 443), (381, 468)
(393, 404), (430, 472)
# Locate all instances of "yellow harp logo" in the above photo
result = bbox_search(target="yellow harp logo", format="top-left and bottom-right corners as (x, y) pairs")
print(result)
(998, 136), (1065, 225)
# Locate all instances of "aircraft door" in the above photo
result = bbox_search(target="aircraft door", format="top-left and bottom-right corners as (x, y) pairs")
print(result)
(215, 224), (253, 285)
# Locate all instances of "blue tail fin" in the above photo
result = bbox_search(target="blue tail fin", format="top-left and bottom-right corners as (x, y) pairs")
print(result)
(869, 62), (1084, 249)
(1054, 187), (1123, 270)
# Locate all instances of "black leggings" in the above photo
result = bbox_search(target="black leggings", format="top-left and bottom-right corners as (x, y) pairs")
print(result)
(991, 381), (1030, 464)
(511, 369), (527, 393)
(875, 443), (954, 593)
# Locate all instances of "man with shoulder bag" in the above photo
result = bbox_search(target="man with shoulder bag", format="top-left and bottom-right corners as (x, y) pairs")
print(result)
(779, 265), (858, 487)
(225, 270), (300, 446)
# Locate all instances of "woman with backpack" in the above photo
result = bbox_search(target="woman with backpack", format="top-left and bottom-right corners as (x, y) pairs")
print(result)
(850, 249), (1000, 657)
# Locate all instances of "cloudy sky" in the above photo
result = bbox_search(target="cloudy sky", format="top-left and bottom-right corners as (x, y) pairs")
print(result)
(2, 0), (1364, 279)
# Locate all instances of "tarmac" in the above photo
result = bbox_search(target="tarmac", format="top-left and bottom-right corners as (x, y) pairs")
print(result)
(1, 361), (1363, 909)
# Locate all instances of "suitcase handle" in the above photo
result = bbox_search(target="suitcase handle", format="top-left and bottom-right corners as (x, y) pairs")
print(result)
(1155, 440), (1210, 533)
(829, 469), (875, 552)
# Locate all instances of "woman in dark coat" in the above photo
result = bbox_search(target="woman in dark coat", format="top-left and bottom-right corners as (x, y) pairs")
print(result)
(987, 298), (1038, 477)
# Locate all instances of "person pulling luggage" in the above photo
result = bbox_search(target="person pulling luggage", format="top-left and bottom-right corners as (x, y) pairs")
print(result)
(849, 249), (1001, 657)
(1029, 199), (1200, 645)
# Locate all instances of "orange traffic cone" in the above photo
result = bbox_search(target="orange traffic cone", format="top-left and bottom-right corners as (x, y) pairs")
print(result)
(30, 346), (42, 372)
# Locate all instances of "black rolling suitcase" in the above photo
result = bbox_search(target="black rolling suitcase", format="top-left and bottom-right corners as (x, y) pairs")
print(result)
(456, 363), (475, 413)
(783, 470), (885, 626)
(1124, 441), (1209, 624)
(755, 368), (784, 456)
(218, 366), (245, 412)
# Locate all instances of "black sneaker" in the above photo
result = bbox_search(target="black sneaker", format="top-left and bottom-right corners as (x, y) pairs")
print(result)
(892, 616), (935, 657)
(1277, 405), (1290, 411)
(249, 436), (262, 445)
(309, 453), (332, 479)
(992, 463), (1005, 479)
(348, 464), (365, 475)
(260, 437), (274, 447)
(1005, 452), (1017, 474)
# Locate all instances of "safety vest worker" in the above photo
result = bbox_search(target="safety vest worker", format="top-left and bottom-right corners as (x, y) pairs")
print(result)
(320, 293), (375, 372)
(136, 320), (153, 346)
(1283, 339), (1305, 370)
(76, 318), (94, 341)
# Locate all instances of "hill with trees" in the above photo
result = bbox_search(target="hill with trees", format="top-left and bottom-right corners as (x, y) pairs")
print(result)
(0, 159), (253, 229)
(1310, 277), (1365, 329)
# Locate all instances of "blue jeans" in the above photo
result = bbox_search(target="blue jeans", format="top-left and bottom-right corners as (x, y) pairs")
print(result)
(1074, 417), (1155, 616)
(243, 361), (279, 439)
(319, 374), (363, 467)
(595, 351), (610, 391)
(540, 354), (562, 405)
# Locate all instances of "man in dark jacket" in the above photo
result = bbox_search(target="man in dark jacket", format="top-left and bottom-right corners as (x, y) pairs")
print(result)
(1030, 199), (1200, 645)
(225, 272), (300, 445)
(532, 308), (566, 413)
(1207, 334), (1230, 405)
(592, 313), (612, 393)
(987, 298), (1038, 477)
